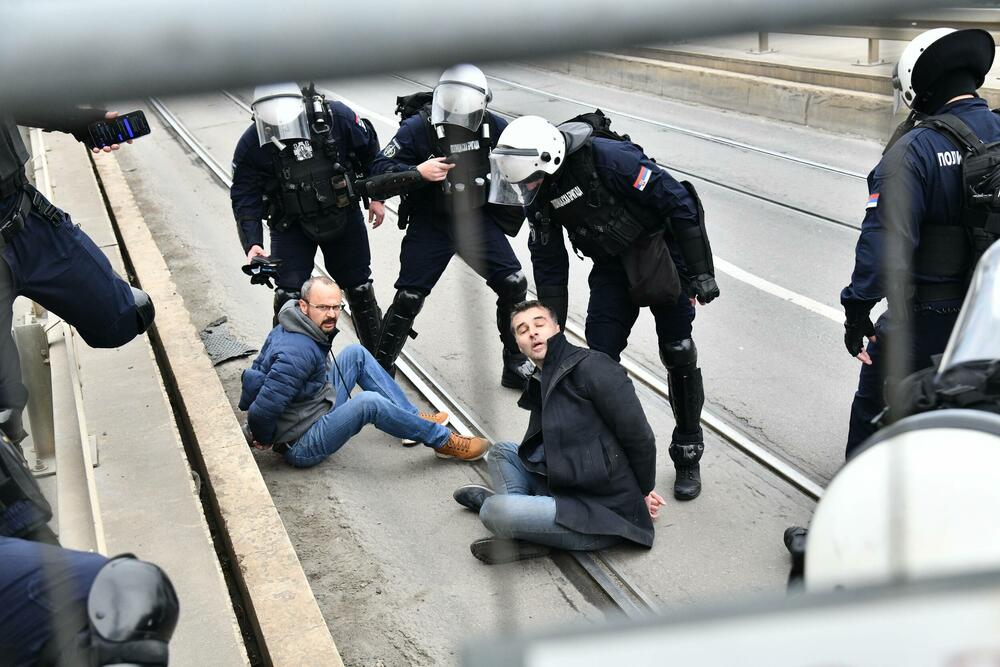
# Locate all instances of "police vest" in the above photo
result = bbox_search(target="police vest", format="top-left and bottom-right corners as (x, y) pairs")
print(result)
(536, 141), (664, 262)
(908, 113), (1000, 302)
(266, 122), (354, 242)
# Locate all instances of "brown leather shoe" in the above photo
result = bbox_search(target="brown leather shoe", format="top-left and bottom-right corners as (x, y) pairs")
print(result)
(435, 433), (490, 461)
(402, 411), (452, 446)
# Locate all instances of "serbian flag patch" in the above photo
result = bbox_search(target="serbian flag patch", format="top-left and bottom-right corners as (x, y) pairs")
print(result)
(866, 192), (879, 209)
(633, 166), (652, 191)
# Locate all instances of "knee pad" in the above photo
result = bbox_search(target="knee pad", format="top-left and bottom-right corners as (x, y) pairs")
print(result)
(130, 287), (155, 334)
(660, 338), (698, 370)
(390, 288), (427, 318)
(493, 271), (528, 304)
(85, 555), (179, 666)
(273, 288), (301, 315)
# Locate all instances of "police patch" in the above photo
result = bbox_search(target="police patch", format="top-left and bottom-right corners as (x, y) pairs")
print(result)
(383, 139), (400, 158)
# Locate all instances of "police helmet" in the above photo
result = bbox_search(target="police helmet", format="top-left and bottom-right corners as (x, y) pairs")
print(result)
(251, 82), (309, 147)
(488, 116), (565, 206)
(892, 28), (995, 113)
(431, 64), (492, 131)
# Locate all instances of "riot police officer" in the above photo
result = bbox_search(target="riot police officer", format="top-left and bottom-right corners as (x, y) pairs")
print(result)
(231, 83), (386, 350)
(0, 109), (155, 445)
(369, 64), (533, 388)
(840, 27), (1000, 458)
(489, 115), (720, 500)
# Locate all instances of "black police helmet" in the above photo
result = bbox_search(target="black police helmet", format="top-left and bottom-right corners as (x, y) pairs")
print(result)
(911, 28), (995, 112)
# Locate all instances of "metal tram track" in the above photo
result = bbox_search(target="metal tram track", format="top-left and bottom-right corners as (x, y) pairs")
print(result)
(149, 94), (659, 618)
(217, 87), (825, 501)
(390, 72), (863, 231)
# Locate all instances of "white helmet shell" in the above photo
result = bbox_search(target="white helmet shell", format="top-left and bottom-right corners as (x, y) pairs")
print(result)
(893, 28), (958, 110)
(431, 64), (492, 131)
(488, 116), (566, 206)
(251, 83), (309, 147)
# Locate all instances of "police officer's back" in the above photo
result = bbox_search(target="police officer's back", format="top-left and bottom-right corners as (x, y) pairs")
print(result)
(841, 28), (1000, 457)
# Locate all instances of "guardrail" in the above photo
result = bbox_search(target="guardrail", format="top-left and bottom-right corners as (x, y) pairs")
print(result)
(751, 9), (1000, 65)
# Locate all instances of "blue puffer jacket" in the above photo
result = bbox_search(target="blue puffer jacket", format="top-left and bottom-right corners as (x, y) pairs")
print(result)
(239, 301), (336, 444)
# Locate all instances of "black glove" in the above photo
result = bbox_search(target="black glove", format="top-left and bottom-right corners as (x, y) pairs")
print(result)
(241, 256), (282, 289)
(843, 300), (877, 357)
(688, 273), (720, 305)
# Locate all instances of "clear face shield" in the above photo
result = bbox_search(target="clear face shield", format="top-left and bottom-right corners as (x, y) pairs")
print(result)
(937, 242), (1000, 374)
(431, 82), (487, 131)
(488, 149), (546, 206)
(253, 95), (310, 148)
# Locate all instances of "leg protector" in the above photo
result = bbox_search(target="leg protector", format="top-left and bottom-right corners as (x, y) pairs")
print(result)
(272, 288), (301, 327)
(661, 338), (705, 501)
(374, 288), (425, 372)
(130, 287), (155, 334)
(343, 281), (382, 355)
(493, 271), (532, 389)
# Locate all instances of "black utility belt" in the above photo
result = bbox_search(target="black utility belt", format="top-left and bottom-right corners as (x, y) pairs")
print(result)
(913, 281), (966, 304)
(0, 187), (62, 243)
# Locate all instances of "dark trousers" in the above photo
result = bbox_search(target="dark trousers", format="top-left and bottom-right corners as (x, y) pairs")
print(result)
(585, 258), (695, 361)
(0, 536), (107, 666)
(847, 309), (960, 458)
(270, 212), (372, 292)
(394, 211), (522, 293)
(0, 190), (139, 411)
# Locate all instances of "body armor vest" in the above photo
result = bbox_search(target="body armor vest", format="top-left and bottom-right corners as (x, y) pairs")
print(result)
(535, 141), (663, 262)
(266, 113), (355, 243)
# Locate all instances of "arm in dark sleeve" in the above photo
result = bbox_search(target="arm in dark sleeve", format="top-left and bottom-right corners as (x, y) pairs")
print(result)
(604, 145), (698, 227)
(328, 101), (380, 173)
(371, 118), (425, 176)
(15, 106), (110, 142)
(230, 126), (268, 253)
(583, 354), (656, 495)
(841, 138), (927, 304)
(247, 351), (309, 444)
(528, 217), (569, 287)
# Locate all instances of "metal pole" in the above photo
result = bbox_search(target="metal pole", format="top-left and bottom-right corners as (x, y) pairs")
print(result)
(0, 0), (966, 111)
(13, 324), (54, 468)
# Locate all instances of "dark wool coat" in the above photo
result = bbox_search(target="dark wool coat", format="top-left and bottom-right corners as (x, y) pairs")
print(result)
(518, 333), (657, 546)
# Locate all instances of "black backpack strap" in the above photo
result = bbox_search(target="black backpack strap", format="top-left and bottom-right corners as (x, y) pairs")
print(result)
(922, 114), (985, 154)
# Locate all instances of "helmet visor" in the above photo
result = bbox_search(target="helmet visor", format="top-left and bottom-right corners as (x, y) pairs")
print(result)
(431, 82), (487, 131)
(488, 151), (545, 206)
(937, 243), (1000, 374)
(253, 97), (309, 147)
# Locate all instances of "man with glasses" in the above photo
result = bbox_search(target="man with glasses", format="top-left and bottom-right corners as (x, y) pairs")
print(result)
(239, 276), (489, 467)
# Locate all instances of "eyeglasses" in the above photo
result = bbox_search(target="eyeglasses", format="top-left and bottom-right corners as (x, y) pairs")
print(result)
(306, 302), (345, 314)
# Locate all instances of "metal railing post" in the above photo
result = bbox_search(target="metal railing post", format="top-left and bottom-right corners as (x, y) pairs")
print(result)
(749, 31), (776, 55)
(13, 323), (54, 473)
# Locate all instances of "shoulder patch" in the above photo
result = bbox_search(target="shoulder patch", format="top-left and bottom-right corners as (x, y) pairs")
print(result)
(866, 192), (879, 209)
(633, 165), (652, 191)
(382, 139), (400, 158)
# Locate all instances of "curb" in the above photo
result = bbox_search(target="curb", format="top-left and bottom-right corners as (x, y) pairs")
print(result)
(91, 153), (344, 667)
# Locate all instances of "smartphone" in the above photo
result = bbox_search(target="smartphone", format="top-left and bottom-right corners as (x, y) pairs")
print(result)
(87, 110), (151, 148)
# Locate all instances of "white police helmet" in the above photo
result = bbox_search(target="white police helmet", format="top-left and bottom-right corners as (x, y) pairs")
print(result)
(892, 28), (995, 113)
(251, 82), (309, 147)
(488, 115), (565, 206)
(431, 64), (492, 131)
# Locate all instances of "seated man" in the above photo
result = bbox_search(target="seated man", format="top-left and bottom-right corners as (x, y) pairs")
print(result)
(240, 276), (488, 466)
(454, 301), (665, 564)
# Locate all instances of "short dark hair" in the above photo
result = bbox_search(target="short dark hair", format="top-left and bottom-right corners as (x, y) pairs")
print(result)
(510, 300), (559, 333)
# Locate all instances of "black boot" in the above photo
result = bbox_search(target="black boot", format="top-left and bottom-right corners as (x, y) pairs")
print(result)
(660, 338), (706, 501)
(272, 287), (301, 328)
(668, 442), (704, 500)
(495, 272), (533, 389)
(374, 288), (425, 374)
(0, 409), (28, 448)
(343, 281), (382, 355)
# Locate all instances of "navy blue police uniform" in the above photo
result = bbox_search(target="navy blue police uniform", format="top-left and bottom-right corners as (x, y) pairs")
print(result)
(231, 100), (382, 346)
(841, 97), (1000, 457)
(0, 113), (154, 442)
(526, 133), (716, 500)
(370, 110), (531, 386)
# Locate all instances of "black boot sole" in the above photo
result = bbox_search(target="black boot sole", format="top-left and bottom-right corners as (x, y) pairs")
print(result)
(674, 486), (701, 501)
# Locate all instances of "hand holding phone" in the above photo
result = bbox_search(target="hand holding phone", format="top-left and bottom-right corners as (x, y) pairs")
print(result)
(88, 110), (151, 151)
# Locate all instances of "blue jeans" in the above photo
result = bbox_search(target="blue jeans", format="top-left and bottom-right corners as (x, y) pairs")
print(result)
(284, 344), (450, 468)
(479, 441), (621, 551)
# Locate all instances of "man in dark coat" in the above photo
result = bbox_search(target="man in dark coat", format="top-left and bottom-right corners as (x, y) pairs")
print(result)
(453, 300), (665, 564)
